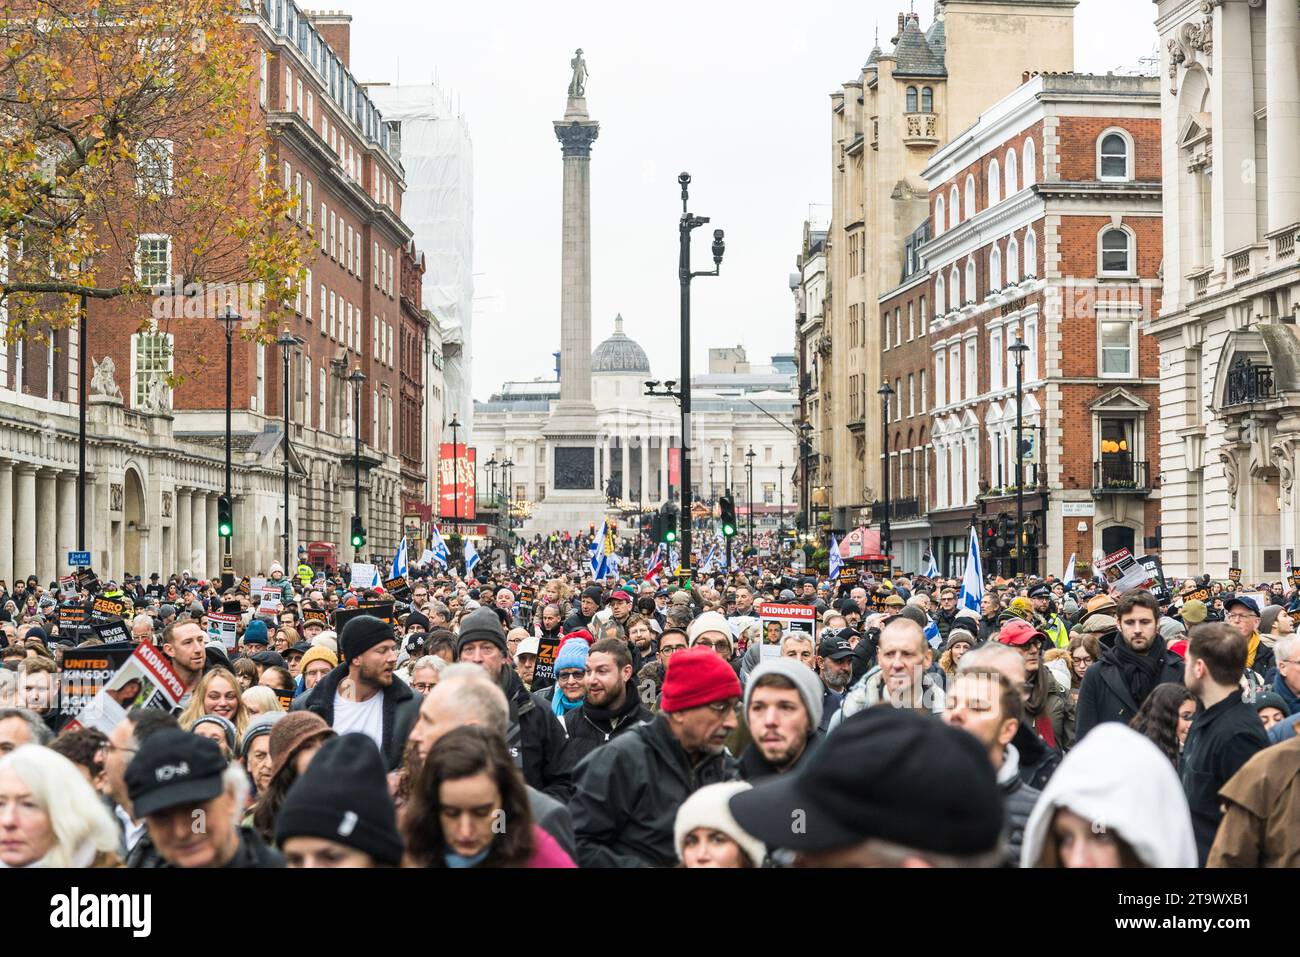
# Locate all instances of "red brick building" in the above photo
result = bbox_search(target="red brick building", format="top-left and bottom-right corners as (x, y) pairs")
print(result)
(399, 239), (428, 515)
(880, 73), (1163, 578)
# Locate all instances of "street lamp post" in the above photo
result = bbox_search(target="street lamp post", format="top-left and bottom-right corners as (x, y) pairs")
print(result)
(449, 416), (461, 543)
(486, 454), (498, 511)
(777, 461), (785, 554)
(218, 306), (240, 589)
(798, 422), (812, 535)
(723, 448), (731, 496)
(276, 330), (299, 576)
(502, 459), (513, 531)
(878, 382), (895, 566)
(676, 172), (725, 582)
(1009, 336), (1030, 580)
(745, 445), (755, 552)
(349, 367), (366, 561)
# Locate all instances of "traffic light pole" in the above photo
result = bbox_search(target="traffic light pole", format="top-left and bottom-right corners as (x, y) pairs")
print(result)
(222, 319), (234, 590)
(1015, 348), (1025, 581)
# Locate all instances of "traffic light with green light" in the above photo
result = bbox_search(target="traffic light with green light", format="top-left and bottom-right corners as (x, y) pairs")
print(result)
(660, 503), (678, 544)
(217, 495), (233, 539)
(719, 495), (737, 538)
(350, 515), (366, 549)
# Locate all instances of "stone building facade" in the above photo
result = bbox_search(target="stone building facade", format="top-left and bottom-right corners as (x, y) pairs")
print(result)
(1149, 0), (1300, 579)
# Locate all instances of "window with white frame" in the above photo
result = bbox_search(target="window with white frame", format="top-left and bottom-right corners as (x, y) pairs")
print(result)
(1005, 149), (1018, 196)
(1023, 139), (1036, 186)
(935, 276), (945, 315)
(894, 378), (902, 420)
(303, 355), (312, 426)
(294, 172), (302, 220)
(1024, 316), (1039, 380)
(919, 369), (926, 413)
(1099, 318), (1135, 376)
(884, 307), (891, 349)
(305, 182), (313, 227)
(908, 373), (915, 417)
(318, 368), (326, 429)
(135, 235), (171, 288)
(964, 175), (976, 218)
(329, 211), (336, 258)
(949, 343), (961, 403)
(988, 158), (1001, 206)
(919, 295), (927, 330)
(328, 291), (336, 339)
(895, 308), (902, 347)
(965, 339), (977, 398)
(935, 440), (949, 509)
(346, 224), (353, 273)
(134, 139), (173, 196)
(1099, 131), (1132, 181)
(1024, 229), (1037, 278)
(372, 388), (379, 445)
(296, 78), (303, 115)
(373, 241), (380, 286)
(965, 259), (976, 303)
(949, 186), (960, 229)
(907, 302), (915, 341)
(254, 342), (265, 412)
(306, 90), (314, 125)
(935, 195), (945, 237)
(990, 245), (1002, 290)
(949, 265), (961, 311)
(131, 330), (172, 410)
(259, 51), (268, 108)
(1100, 226), (1133, 275)
(1007, 237), (1020, 283)
(990, 327), (1004, 391)
(303, 269), (312, 320)
(935, 351), (946, 407)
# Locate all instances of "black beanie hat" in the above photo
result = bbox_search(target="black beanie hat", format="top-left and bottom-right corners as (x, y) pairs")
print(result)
(340, 614), (395, 663)
(581, 585), (604, 603)
(405, 609), (430, 633)
(455, 606), (508, 656)
(274, 734), (404, 865)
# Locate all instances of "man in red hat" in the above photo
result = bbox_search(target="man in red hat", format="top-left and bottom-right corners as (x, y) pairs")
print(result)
(569, 646), (741, 867)
(994, 619), (1072, 751)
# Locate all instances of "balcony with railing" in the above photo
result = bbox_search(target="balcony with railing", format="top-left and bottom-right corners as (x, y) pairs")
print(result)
(1188, 266), (1211, 299)
(904, 112), (939, 147)
(871, 498), (921, 522)
(1091, 459), (1150, 496)
(1270, 223), (1298, 264)
(1223, 355), (1275, 406)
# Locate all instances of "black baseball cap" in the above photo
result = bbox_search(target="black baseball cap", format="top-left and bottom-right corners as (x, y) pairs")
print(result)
(125, 730), (228, 818)
(728, 707), (1002, 856)
(817, 635), (855, 661)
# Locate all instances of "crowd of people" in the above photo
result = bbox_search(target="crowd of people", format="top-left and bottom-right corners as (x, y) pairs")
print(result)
(0, 537), (1297, 870)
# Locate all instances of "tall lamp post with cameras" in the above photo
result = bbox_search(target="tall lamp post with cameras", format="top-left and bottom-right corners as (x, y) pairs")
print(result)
(275, 329), (302, 576)
(744, 445), (755, 551)
(348, 368), (367, 561)
(1009, 337), (1030, 579)
(217, 306), (241, 589)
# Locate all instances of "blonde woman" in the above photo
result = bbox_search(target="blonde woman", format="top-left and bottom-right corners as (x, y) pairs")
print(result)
(179, 667), (251, 739)
(242, 685), (283, 718)
(0, 745), (122, 867)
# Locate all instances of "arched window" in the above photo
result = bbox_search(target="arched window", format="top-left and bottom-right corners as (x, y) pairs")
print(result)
(906, 86), (918, 113)
(1005, 149), (1018, 196)
(1100, 226), (1134, 274)
(1099, 130), (1131, 180)
(964, 175), (976, 218)
(949, 265), (961, 311)
(988, 158), (1001, 206)
(921, 87), (933, 112)
(935, 275), (945, 315)
(1007, 237), (1020, 283)
(1023, 139), (1036, 186)
(1024, 229), (1037, 278)
(949, 186), (960, 228)
(935, 195), (945, 236)
(989, 245), (1002, 290)
(965, 259), (977, 303)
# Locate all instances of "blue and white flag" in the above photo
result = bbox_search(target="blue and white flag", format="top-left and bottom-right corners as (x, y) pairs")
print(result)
(828, 534), (843, 580)
(464, 537), (480, 575)
(589, 521), (607, 578)
(429, 525), (450, 567)
(924, 617), (941, 650)
(700, 544), (718, 573)
(391, 536), (408, 579)
(1064, 552), (1077, 585)
(372, 565), (381, 588)
(957, 525), (984, 616)
(923, 545), (940, 579)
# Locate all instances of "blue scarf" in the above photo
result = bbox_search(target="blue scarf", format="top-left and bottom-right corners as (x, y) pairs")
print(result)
(552, 689), (584, 718)
(445, 847), (491, 868)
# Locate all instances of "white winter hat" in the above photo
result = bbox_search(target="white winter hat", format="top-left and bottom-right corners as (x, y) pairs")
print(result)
(688, 612), (733, 650)
(674, 782), (766, 867)
(516, 635), (540, 657)
(311, 630), (338, 654)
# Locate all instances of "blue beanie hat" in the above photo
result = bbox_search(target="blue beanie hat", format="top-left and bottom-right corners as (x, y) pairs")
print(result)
(243, 619), (269, 646)
(554, 637), (589, 675)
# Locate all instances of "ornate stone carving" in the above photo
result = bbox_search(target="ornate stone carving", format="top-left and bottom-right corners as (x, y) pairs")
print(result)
(141, 373), (170, 413)
(555, 122), (600, 158)
(553, 446), (595, 490)
(1167, 38), (1187, 95)
(1189, 15), (1212, 55)
(110, 482), (123, 512)
(162, 490), (172, 518)
(90, 355), (121, 399)
(1273, 439), (1295, 506)
(1219, 450), (1239, 509)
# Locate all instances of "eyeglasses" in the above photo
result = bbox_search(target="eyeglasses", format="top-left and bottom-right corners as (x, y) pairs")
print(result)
(693, 638), (728, 650)
(1225, 613), (1259, 623)
(660, 645), (686, 656)
(706, 699), (740, 714)
(557, 671), (585, 683)
(1071, 655), (1093, 665)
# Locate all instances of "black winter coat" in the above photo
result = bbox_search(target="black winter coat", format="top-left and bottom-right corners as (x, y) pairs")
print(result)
(1180, 693), (1270, 866)
(1013, 722), (1061, 791)
(128, 826), (284, 868)
(502, 667), (574, 802)
(291, 663), (420, 771)
(1074, 640), (1185, 740)
(560, 680), (653, 772)
(738, 730), (822, 781)
(570, 713), (739, 867)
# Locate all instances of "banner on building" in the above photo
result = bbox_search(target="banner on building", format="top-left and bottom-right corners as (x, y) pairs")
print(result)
(438, 444), (477, 521)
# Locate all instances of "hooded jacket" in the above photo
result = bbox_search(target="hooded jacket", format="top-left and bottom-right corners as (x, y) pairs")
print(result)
(291, 662), (420, 771)
(1074, 635), (1184, 740)
(1020, 723), (1197, 868)
(560, 679), (653, 772)
(570, 713), (740, 868)
(999, 743), (1040, 867)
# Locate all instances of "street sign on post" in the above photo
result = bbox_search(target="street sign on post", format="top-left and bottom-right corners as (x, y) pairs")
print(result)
(68, 551), (92, 567)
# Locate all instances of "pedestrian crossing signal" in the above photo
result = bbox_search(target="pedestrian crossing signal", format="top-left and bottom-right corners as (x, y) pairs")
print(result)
(217, 495), (233, 539)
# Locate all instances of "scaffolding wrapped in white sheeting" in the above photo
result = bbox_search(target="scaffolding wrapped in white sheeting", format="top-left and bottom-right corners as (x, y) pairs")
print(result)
(367, 83), (474, 441)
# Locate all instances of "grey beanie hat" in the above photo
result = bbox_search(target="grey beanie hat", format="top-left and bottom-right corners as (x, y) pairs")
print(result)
(190, 714), (239, 756)
(455, 605), (508, 656)
(743, 657), (824, 731)
(240, 710), (286, 756)
(1156, 616), (1186, 642)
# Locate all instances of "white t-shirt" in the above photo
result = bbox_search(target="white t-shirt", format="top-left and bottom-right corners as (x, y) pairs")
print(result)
(332, 689), (385, 752)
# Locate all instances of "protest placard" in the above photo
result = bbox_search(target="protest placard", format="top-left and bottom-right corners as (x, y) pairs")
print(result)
(207, 612), (240, 651)
(1138, 555), (1169, 602)
(58, 645), (133, 719)
(61, 642), (185, 734)
(303, 608), (328, 626)
(90, 596), (128, 623)
(75, 568), (99, 595)
(535, 635), (561, 686)
(58, 576), (77, 600)
(1228, 567), (1243, 584)
(755, 602), (817, 662)
(91, 618), (130, 645)
(350, 564), (377, 590)
(383, 575), (411, 601)
(1097, 547), (1151, 593)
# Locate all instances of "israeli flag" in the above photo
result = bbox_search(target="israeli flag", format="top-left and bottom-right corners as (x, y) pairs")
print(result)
(828, 534), (843, 580)
(588, 521), (606, 578)
(392, 536), (408, 579)
(924, 617), (941, 650)
(464, 537), (480, 575)
(957, 525), (984, 617)
(700, 544), (717, 573)
(429, 525), (450, 567)
(1064, 552), (1077, 585)
(924, 545), (940, 579)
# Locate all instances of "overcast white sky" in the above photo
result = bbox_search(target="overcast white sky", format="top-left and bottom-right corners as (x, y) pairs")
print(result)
(334, 0), (1159, 401)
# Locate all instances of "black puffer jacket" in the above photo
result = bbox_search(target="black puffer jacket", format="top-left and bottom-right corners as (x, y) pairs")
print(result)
(571, 713), (739, 868)
(560, 680), (653, 772)
(999, 744), (1041, 867)
(502, 666), (573, 802)
(1013, 721), (1061, 791)
(291, 662), (420, 771)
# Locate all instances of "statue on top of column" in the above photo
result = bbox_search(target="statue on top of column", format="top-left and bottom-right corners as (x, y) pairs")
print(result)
(568, 49), (588, 98)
